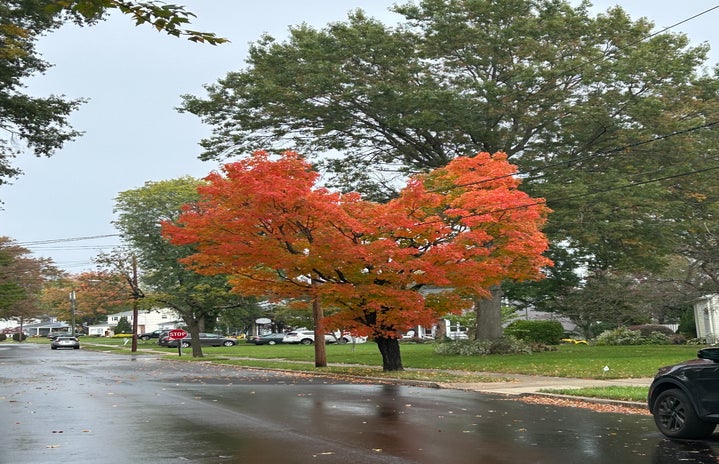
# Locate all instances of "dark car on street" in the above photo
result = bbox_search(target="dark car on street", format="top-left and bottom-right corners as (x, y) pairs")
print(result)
(247, 333), (287, 345)
(50, 335), (80, 350)
(139, 329), (167, 340)
(648, 347), (719, 439)
(158, 332), (237, 348)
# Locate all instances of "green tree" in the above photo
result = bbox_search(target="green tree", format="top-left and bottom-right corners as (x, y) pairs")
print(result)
(180, 0), (719, 334)
(0, 1), (225, 189)
(112, 177), (252, 357)
(50, 1), (229, 45)
(114, 315), (132, 334)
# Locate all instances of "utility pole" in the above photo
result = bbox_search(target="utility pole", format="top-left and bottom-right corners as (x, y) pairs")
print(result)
(131, 254), (140, 353)
(69, 289), (76, 336)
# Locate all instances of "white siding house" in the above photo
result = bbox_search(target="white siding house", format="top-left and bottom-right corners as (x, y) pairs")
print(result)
(693, 295), (719, 342)
(87, 307), (179, 336)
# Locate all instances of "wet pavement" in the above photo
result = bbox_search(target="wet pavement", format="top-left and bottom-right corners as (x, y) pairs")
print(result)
(0, 343), (714, 464)
(439, 371), (653, 398)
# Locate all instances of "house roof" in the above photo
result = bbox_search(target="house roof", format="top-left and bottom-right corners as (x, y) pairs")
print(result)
(23, 321), (69, 329)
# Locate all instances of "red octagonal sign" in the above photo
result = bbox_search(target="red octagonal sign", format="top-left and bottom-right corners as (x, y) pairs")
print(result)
(168, 329), (188, 340)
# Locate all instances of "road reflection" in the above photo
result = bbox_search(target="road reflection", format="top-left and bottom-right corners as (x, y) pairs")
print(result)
(653, 438), (719, 463)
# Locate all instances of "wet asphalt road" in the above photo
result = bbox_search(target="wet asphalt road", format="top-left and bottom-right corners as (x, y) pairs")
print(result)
(2, 343), (719, 464)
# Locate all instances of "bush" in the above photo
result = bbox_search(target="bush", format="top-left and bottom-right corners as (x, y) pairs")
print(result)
(504, 320), (564, 345)
(0, 333), (6, 341)
(434, 336), (535, 356)
(595, 326), (675, 345)
(629, 324), (675, 337)
(12, 333), (27, 342)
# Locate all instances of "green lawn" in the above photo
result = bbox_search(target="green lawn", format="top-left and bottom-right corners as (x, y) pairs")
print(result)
(71, 337), (702, 379)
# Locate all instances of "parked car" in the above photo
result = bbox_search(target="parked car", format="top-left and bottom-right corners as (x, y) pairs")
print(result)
(50, 335), (80, 350)
(138, 329), (166, 340)
(329, 331), (368, 344)
(247, 333), (287, 345)
(283, 330), (336, 345)
(648, 347), (719, 439)
(159, 332), (237, 348)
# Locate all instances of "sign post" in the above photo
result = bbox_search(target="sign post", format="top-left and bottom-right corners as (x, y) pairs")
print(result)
(168, 329), (188, 356)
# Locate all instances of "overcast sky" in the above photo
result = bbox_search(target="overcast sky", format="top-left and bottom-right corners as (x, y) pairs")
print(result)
(1, 1), (718, 273)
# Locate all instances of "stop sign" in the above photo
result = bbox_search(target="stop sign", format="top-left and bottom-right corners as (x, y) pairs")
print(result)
(168, 329), (188, 340)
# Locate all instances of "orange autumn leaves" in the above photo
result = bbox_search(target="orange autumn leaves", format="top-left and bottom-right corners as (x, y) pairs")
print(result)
(163, 150), (552, 337)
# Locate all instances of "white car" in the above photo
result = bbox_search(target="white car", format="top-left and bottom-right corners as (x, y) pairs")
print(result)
(283, 329), (368, 345)
(330, 331), (368, 344)
(282, 330), (336, 345)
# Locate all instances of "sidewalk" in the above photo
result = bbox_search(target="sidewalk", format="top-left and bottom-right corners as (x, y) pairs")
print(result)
(429, 372), (653, 409)
(439, 372), (654, 395)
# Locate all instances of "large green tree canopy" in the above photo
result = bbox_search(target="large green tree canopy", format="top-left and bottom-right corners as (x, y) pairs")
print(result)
(0, 0), (225, 189)
(113, 177), (258, 357)
(180, 0), (719, 296)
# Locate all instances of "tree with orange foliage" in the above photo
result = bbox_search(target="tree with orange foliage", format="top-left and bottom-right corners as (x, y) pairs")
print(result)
(41, 271), (132, 330)
(164, 151), (551, 371)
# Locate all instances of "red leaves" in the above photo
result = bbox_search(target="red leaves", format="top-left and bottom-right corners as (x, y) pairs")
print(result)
(162, 150), (552, 337)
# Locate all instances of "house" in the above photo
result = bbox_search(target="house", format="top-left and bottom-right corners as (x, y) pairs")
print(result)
(693, 295), (719, 342)
(87, 307), (180, 336)
(23, 320), (70, 337)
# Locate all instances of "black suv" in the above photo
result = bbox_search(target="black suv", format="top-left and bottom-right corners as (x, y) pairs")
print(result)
(648, 347), (719, 439)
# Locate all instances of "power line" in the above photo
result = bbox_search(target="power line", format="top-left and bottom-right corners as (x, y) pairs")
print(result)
(15, 234), (121, 246)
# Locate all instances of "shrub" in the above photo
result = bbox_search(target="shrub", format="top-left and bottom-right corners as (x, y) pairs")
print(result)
(595, 326), (675, 345)
(504, 320), (564, 345)
(629, 324), (675, 337)
(0, 333), (6, 341)
(642, 331), (672, 345)
(434, 336), (535, 356)
(670, 334), (687, 345)
(12, 333), (27, 342)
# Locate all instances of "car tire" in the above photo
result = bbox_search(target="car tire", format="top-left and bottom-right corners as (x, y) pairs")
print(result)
(300, 338), (313, 345)
(222, 340), (236, 347)
(268, 340), (276, 345)
(653, 388), (716, 439)
(51, 346), (57, 350)
(180, 341), (191, 348)
(140, 336), (150, 341)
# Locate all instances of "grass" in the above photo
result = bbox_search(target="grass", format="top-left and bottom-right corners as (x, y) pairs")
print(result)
(538, 386), (649, 402)
(19, 336), (705, 401)
(46, 337), (701, 379)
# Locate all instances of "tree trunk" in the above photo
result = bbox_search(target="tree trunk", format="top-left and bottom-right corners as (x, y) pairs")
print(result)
(312, 298), (327, 367)
(185, 318), (204, 358)
(475, 285), (504, 341)
(375, 336), (404, 371)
